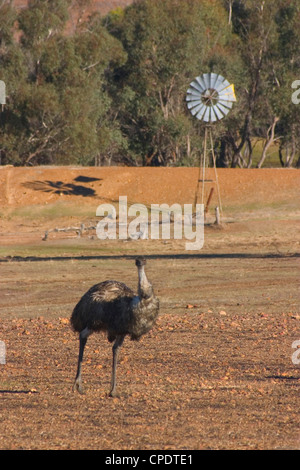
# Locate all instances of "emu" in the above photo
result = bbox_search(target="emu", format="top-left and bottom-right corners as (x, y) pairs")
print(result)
(70, 257), (159, 397)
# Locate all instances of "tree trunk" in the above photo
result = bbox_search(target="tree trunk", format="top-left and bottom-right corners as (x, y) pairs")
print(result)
(186, 134), (191, 160)
(217, 138), (230, 168)
(228, 0), (233, 26)
(279, 139), (296, 168)
(256, 116), (279, 168)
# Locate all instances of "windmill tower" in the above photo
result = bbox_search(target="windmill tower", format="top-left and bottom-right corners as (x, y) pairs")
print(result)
(186, 73), (236, 220)
(0, 81), (6, 355)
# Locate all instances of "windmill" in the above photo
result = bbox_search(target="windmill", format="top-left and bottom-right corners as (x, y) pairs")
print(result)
(186, 72), (236, 219)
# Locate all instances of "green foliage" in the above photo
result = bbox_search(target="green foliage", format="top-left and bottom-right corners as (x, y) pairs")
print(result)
(0, 0), (126, 165)
(106, 0), (234, 165)
(0, 0), (299, 167)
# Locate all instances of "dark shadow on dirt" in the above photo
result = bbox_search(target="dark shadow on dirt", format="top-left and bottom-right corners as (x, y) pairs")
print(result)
(266, 375), (299, 381)
(0, 253), (299, 263)
(22, 177), (102, 197)
(0, 390), (39, 394)
(73, 176), (101, 183)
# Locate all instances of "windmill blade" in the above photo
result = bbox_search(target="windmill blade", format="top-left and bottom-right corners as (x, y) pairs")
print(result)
(195, 75), (207, 92)
(217, 78), (230, 90)
(191, 77), (206, 93)
(188, 81), (205, 94)
(215, 102), (231, 116)
(187, 99), (202, 107)
(186, 91), (203, 102)
(187, 100), (202, 111)
(203, 107), (211, 122)
(202, 73), (211, 89)
(196, 104), (207, 120)
(187, 88), (201, 98)
(209, 73), (219, 90)
(209, 106), (219, 122)
(190, 102), (205, 116)
(214, 74), (226, 92)
(218, 99), (233, 109)
(212, 104), (225, 120)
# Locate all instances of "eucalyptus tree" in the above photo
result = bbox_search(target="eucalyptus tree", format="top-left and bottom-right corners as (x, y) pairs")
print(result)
(1, 0), (126, 165)
(0, 1), (27, 164)
(106, 0), (234, 166)
(222, 0), (300, 167)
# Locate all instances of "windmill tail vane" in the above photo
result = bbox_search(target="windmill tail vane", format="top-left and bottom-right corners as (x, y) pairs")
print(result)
(222, 83), (236, 102)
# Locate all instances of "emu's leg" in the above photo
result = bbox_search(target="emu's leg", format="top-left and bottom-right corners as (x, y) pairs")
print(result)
(73, 327), (91, 394)
(109, 335), (125, 397)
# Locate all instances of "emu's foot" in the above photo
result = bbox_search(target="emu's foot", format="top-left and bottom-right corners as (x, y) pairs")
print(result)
(109, 388), (119, 398)
(73, 379), (85, 395)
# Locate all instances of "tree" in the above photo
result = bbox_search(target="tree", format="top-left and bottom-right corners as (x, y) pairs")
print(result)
(106, 0), (235, 165)
(1, 0), (298, 167)
(220, 0), (300, 168)
(0, 1), (27, 164)
(273, 0), (300, 167)
(0, 0), (126, 165)
(73, 11), (127, 165)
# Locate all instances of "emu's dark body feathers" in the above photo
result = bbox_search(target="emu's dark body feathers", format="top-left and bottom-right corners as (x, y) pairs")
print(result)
(70, 280), (136, 341)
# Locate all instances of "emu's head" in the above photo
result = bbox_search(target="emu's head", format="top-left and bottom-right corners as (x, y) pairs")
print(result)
(135, 257), (146, 268)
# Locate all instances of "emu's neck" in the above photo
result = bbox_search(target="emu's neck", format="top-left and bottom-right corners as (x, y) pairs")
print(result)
(137, 265), (153, 299)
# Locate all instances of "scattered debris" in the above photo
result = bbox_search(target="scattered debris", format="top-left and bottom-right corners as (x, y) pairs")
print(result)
(42, 223), (96, 240)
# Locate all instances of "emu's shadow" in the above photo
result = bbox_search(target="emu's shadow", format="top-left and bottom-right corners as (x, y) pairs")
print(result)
(22, 176), (101, 197)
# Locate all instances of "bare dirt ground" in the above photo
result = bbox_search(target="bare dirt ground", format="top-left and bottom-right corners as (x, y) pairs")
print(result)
(0, 166), (299, 450)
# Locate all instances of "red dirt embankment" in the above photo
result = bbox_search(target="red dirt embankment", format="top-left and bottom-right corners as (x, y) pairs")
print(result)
(0, 166), (299, 210)
(0, 166), (299, 254)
